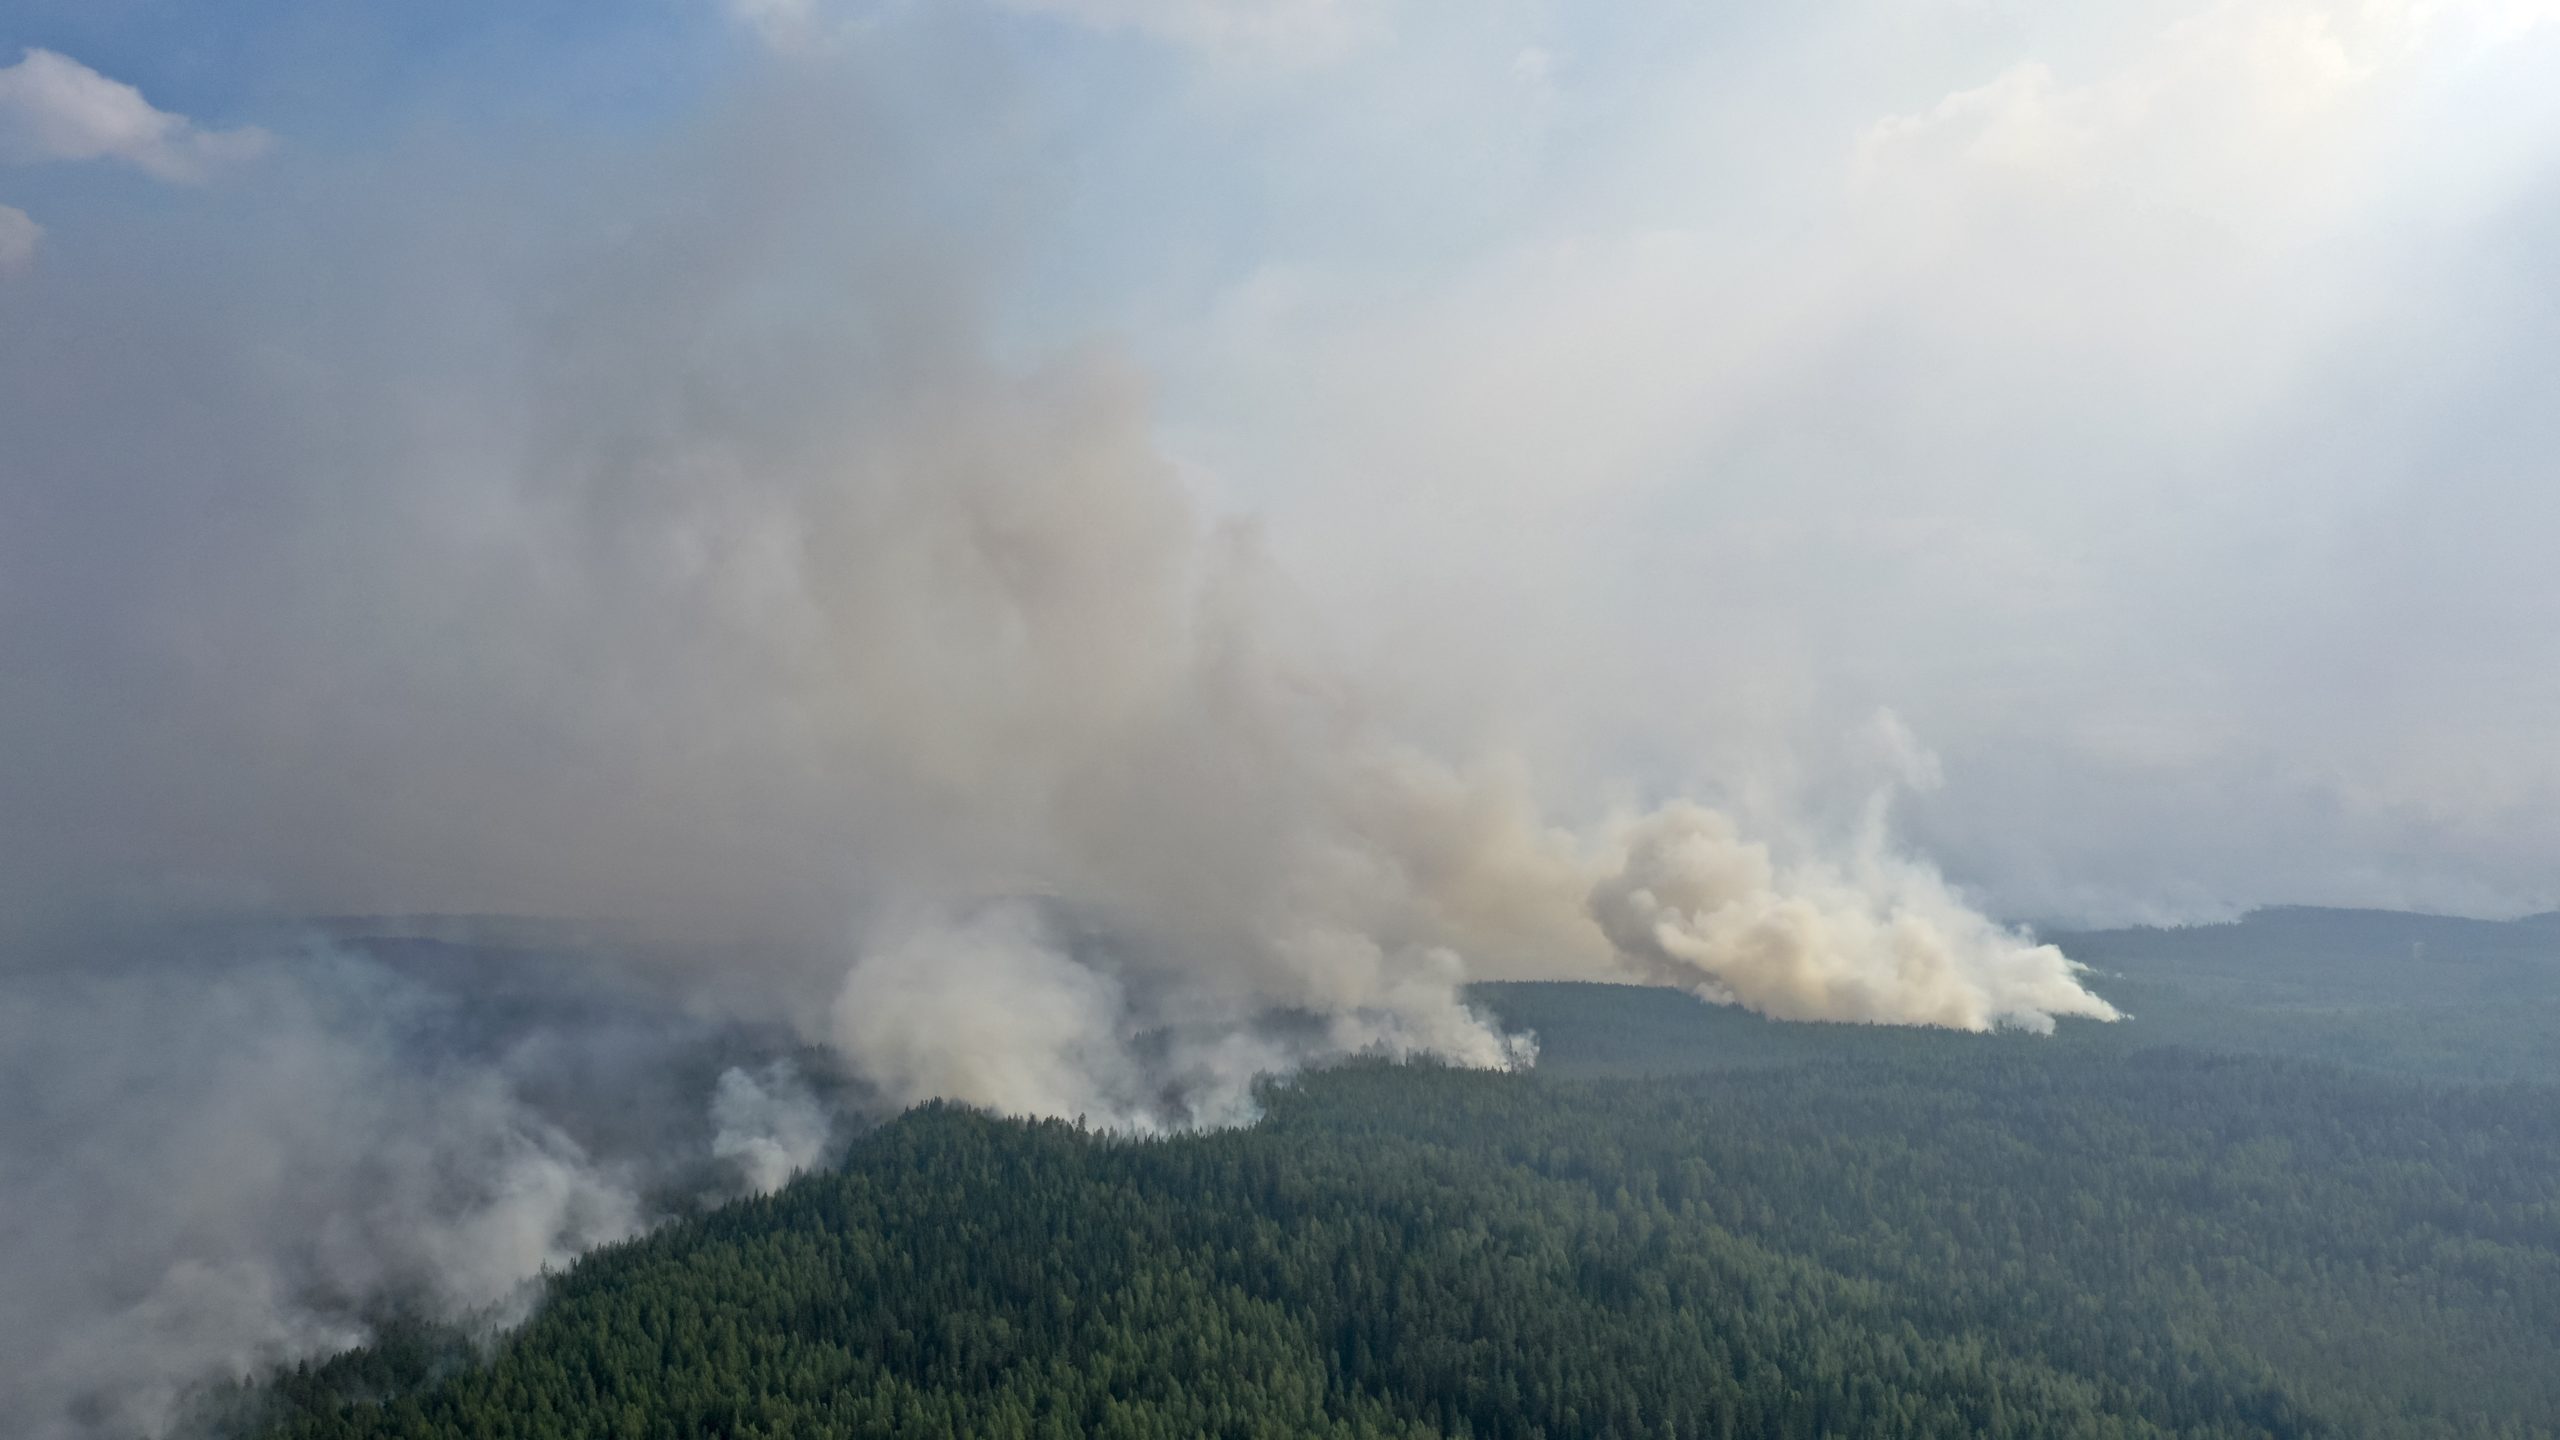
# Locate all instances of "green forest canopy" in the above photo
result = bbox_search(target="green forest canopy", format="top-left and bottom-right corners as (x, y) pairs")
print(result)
(236, 909), (2560, 1440)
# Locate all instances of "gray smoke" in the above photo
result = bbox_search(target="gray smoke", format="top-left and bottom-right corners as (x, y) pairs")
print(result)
(0, 927), (837, 1440)
(709, 1061), (836, 1193)
(0, 44), (2115, 1437)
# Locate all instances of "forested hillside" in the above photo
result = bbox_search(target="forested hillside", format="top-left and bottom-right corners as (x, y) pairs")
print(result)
(235, 1034), (2560, 1439)
(2051, 908), (2560, 1083)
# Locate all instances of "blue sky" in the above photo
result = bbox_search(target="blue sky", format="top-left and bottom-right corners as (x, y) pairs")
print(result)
(4, 0), (726, 136)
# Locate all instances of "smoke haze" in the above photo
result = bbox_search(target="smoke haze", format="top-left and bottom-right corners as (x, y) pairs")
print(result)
(23, 0), (2557, 1428)
(0, 57), (2110, 1430)
(0, 927), (842, 1439)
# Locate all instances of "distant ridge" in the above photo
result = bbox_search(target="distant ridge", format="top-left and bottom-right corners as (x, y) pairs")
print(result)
(2242, 904), (2552, 925)
(2036, 905), (2560, 942)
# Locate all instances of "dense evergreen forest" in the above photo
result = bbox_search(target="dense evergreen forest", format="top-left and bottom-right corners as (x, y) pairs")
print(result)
(232, 910), (2560, 1439)
(1485, 907), (2560, 1087)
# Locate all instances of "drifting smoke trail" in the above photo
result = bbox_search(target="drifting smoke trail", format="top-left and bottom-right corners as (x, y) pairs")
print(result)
(1592, 804), (2121, 1032)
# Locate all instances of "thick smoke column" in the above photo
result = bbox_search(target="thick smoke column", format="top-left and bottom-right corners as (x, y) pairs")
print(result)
(0, 57), (2116, 1438)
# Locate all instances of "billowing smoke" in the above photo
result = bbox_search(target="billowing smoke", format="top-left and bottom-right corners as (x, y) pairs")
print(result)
(0, 45), (2116, 1439)
(1592, 804), (2121, 1031)
(0, 928), (832, 1440)
(709, 1061), (837, 1195)
(830, 900), (1539, 1131)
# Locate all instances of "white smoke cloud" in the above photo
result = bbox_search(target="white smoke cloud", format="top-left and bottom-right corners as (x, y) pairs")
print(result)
(834, 906), (1168, 1127)
(0, 942), (674, 1440)
(1592, 804), (2120, 1032)
(710, 1061), (837, 1193)
(827, 902), (1554, 1133)
(0, 49), (270, 184)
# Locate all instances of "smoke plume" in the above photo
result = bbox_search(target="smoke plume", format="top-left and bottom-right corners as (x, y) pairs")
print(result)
(0, 929), (832, 1440)
(1592, 804), (2121, 1031)
(0, 51), (2116, 1438)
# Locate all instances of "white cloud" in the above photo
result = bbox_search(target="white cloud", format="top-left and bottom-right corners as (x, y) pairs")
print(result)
(0, 49), (271, 184)
(727, 0), (1384, 59)
(1855, 0), (2558, 235)
(999, 0), (1383, 58)
(0, 203), (36, 275)
(727, 0), (833, 53)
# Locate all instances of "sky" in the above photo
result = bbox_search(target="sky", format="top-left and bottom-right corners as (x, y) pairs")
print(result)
(5, 0), (2560, 936)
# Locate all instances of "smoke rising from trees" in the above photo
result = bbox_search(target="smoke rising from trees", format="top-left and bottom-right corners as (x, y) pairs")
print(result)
(0, 43), (2116, 1439)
